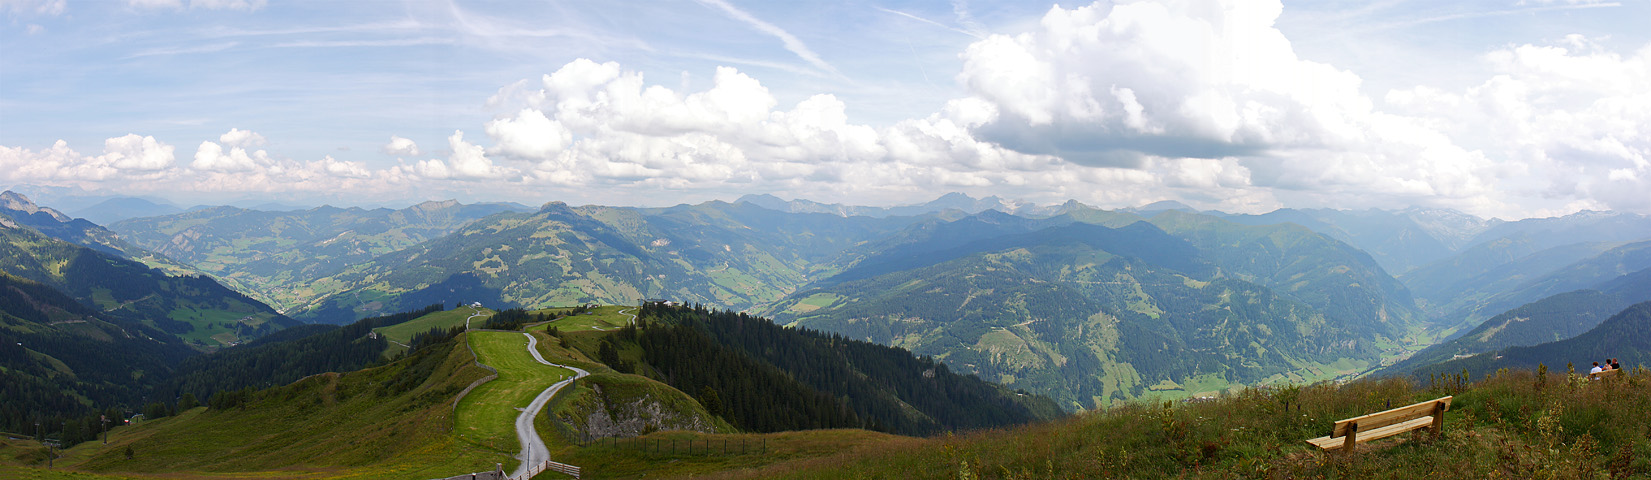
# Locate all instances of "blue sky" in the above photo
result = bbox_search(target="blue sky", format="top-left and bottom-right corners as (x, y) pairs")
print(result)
(2, 0), (1648, 219)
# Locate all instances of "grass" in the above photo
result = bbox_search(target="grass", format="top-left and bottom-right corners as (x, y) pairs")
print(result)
(373, 305), (494, 346)
(452, 331), (573, 466)
(551, 429), (909, 479)
(690, 368), (1651, 479)
(34, 333), (510, 479)
(529, 305), (636, 332)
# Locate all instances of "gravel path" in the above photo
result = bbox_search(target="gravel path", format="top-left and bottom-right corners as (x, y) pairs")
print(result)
(510, 332), (589, 479)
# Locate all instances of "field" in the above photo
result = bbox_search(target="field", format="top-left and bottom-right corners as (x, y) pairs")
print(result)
(691, 369), (1651, 479)
(373, 305), (494, 351)
(529, 305), (637, 332)
(27, 334), (512, 480)
(453, 331), (574, 464)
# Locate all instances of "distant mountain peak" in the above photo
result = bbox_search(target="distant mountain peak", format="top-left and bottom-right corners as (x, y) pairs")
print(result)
(1, 190), (71, 222)
(1131, 200), (1196, 213)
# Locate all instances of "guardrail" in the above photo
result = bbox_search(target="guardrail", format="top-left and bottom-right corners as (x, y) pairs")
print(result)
(513, 459), (581, 479)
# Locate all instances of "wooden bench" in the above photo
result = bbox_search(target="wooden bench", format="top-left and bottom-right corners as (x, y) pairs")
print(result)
(1589, 368), (1620, 380)
(1306, 396), (1451, 453)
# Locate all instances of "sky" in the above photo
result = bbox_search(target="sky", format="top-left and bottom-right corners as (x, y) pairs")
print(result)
(1, 0), (1648, 219)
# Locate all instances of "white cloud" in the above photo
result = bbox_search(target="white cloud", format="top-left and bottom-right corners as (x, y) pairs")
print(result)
(218, 128), (266, 148)
(191, 140), (269, 172)
(2, 0), (65, 16)
(190, 0), (266, 11)
(126, 0), (181, 9)
(694, 0), (841, 77)
(0, 134), (175, 182)
(415, 131), (516, 180)
(382, 136), (420, 156)
(1385, 37), (1651, 214)
(958, 0), (1373, 166)
(485, 109), (572, 160)
(99, 134), (176, 171)
(127, 0), (265, 11)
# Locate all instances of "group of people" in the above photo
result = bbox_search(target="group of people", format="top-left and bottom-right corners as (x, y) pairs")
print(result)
(1588, 358), (1624, 376)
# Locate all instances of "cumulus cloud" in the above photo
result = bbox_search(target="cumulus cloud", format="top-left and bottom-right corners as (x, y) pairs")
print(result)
(218, 128), (266, 148)
(382, 136), (420, 156)
(1385, 36), (1651, 214)
(415, 131), (517, 180)
(192, 140), (269, 172)
(958, 1), (1373, 166)
(0, 134), (175, 182)
(3, 0), (1647, 217)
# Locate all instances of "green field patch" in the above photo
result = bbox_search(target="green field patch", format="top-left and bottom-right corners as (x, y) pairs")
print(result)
(453, 331), (573, 463)
(531, 305), (636, 332)
(51, 336), (504, 479)
(374, 306), (494, 347)
(786, 293), (841, 314)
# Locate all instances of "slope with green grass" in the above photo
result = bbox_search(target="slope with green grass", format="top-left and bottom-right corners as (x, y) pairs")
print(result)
(294, 201), (915, 323)
(697, 370), (1651, 479)
(111, 200), (527, 312)
(0, 222), (294, 348)
(453, 331), (574, 460)
(54, 330), (504, 479)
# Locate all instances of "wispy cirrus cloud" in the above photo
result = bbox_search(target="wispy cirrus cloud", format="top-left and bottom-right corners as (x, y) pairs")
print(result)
(694, 0), (842, 78)
(124, 41), (239, 58)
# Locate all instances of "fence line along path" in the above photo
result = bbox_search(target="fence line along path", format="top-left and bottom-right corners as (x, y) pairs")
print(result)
(509, 332), (589, 479)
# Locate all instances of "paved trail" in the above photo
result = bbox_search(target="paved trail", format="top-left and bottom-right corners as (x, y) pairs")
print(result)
(509, 332), (588, 480)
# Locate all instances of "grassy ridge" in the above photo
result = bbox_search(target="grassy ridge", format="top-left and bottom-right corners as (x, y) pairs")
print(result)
(46, 333), (506, 479)
(453, 331), (572, 465)
(690, 369), (1651, 479)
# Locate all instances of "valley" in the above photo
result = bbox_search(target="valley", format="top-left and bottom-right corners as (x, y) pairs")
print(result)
(3, 191), (1650, 478)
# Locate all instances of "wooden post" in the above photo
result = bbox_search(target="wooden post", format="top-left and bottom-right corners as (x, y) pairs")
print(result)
(1341, 422), (1358, 453)
(1430, 401), (1446, 436)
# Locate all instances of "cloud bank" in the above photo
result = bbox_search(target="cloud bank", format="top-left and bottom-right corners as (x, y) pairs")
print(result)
(2, 0), (1647, 218)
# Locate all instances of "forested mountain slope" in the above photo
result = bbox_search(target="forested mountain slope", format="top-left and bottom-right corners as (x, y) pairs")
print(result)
(0, 191), (191, 274)
(633, 302), (1062, 435)
(0, 273), (197, 439)
(295, 201), (915, 323)
(1416, 300), (1651, 380)
(1381, 268), (1649, 376)
(766, 213), (1420, 410)
(111, 200), (527, 311)
(0, 222), (295, 348)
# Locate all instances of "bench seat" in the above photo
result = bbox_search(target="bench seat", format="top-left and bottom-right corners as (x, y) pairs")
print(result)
(1305, 416), (1435, 450)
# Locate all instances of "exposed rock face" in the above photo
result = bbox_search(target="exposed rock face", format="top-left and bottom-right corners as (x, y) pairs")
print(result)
(562, 383), (715, 440)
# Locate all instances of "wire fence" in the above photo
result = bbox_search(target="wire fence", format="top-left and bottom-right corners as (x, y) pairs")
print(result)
(577, 436), (767, 457)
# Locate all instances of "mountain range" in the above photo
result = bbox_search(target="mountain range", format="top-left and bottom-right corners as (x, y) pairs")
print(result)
(4, 188), (1650, 415)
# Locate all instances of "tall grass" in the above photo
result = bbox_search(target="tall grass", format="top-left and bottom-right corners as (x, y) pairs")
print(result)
(708, 368), (1651, 479)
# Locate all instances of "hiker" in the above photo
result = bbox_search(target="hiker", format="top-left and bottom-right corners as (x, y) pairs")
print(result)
(1590, 361), (1604, 376)
(1611, 358), (1622, 370)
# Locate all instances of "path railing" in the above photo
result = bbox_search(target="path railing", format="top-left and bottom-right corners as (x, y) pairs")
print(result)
(513, 459), (581, 479)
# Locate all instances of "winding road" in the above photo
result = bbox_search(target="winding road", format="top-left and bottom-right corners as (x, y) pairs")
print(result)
(509, 332), (588, 479)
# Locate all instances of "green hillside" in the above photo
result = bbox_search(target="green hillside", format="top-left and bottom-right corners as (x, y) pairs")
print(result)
(0, 223), (294, 348)
(61, 330), (504, 479)
(701, 370), (1651, 479)
(110, 200), (526, 312)
(1417, 301), (1651, 381)
(1384, 267), (1651, 376)
(295, 201), (913, 323)
(767, 216), (1420, 410)
(0, 272), (196, 441)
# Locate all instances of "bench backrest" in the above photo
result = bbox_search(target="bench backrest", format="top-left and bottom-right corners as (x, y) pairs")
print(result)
(1590, 368), (1620, 379)
(1331, 396), (1452, 438)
